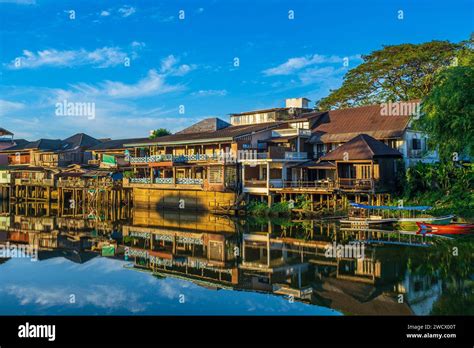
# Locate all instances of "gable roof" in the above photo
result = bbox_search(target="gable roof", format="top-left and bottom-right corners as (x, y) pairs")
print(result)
(176, 117), (231, 134)
(309, 103), (411, 143)
(0, 128), (13, 137)
(62, 133), (101, 150)
(124, 122), (285, 147)
(320, 134), (402, 161)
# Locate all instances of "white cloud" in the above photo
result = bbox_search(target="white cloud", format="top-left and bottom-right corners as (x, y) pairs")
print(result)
(100, 10), (110, 17)
(160, 55), (196, 76)
(192, 89), (227, 97)
(57, 69), (181, 100)
(263, 54), (360, 76)
(0, 99), (25, 115)
(118, 5), (136, 17)
(8, 46), (140, 69)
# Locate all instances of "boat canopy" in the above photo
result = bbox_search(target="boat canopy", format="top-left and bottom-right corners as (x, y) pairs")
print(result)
(349, 202), (432, 211)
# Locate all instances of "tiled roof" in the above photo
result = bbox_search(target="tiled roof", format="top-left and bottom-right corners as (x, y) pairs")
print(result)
(309, 103), (411, 143)
(320, 134), (403, 161)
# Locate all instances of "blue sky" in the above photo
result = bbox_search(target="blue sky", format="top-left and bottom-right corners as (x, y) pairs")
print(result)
(0, 0), (472, 140)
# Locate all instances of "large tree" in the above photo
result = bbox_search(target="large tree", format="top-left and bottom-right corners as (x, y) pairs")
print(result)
(316, 40), (467, 110)
(416, 66), (474, 161)
(149, 128), (171, 139)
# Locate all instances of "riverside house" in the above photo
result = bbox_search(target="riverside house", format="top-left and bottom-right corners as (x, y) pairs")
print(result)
(0, 98), (436, 211)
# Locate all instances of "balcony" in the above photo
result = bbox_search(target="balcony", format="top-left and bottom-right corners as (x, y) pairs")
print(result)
(239, 149), (308, 162)
(129, 153), (223, 165)
(338, 178), (375, 191)
(124, 177), (204, 188)
(284, 152), (307, 160)
(14, 178), (54, 186)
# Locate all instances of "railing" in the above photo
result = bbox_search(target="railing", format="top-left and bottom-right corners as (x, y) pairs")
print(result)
(282, 180), (333, 190)
(154, 178), (173, 184)
(176, 178), (203, 185)
(284, 152), (307, 160)
(271, 128), (311, 137)
(88, 159), (100, 165)
(127, 177), (204, 186)
(338, 178), (374, 191)
(129, 153), (222, 164)
(14, 178), (54, 186)
(244, 179), (267, 188)
(239, 150), (308, 161)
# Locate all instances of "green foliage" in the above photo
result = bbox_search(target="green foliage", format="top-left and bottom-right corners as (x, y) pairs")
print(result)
(402, 162), (474, 218)
(247, 200), (291, 217)
(317, 40), (464, 110)
(269, 201), (291, 216)
(415, 66), (474, 161)
(123, 171), (135, 178)
(149, 128), (171, 139)
(295, 194), (313, 210)
(246, 200), (268, 216)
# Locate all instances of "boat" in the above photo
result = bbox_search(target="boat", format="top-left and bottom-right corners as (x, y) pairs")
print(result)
(417, 222), (474, 235)
(340, 216), (397, 228)
(347, 202), (454, 230)
(396, 215), (454, 230)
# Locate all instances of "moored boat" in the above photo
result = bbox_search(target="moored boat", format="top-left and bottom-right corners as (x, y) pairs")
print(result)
(417, 222), (474, 235)
(396, 215), (455, 230)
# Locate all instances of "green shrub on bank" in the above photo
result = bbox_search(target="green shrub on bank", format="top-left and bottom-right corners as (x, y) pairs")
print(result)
(397, 161), (474, 219)
(247, 200), (291, 217)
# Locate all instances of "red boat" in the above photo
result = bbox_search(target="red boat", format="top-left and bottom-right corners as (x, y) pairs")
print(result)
(417, 222), (474, 234)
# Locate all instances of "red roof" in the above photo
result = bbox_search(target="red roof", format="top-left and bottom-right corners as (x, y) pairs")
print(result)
(310, 103), (413, 143)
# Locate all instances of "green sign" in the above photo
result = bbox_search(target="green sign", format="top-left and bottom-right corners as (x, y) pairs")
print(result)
(102, 154), (116, 165)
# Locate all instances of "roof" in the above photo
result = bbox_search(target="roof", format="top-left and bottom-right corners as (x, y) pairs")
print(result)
(124, 122), (284, 147)
(0, 128), (13, 136)
(320, 134), (403, 161)
(62, 133), (101, 150)
(291, 160), (337, 170)
(88, 138), (148, 151)
(0, 133), (100, 153)
(176, 117), (230, 134)
(309, 103), (411, 143)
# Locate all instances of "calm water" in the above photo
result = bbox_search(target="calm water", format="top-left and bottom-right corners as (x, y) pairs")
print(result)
(0, 202), (472, 315)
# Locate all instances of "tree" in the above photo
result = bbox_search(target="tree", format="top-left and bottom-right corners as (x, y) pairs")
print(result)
(316, 40), (465, 110)
(416, 66), (474, 161)
(149, 128), (171, 139)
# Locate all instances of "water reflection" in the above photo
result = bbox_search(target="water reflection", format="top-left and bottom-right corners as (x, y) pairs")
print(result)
(0, 202), (472, 315)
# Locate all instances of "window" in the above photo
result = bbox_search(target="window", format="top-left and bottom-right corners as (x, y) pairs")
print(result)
(412, 138), (422, 150)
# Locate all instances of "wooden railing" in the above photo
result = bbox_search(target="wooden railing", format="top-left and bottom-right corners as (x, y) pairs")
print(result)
(14, 178), (54, 186)
(282, 180), (334, 190)
(338, 178), (375, 191)
(244, 179), (267, 188)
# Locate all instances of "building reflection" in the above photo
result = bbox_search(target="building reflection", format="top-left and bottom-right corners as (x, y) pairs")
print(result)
(0, 203), (446, 315)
